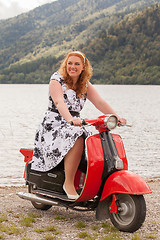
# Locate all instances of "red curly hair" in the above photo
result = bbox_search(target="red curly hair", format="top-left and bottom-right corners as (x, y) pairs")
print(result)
(58, 51), (92, 98)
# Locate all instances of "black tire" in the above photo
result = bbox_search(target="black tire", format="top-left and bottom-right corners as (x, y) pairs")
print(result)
(109, 194), (146, 232)
(28, 184), (52, 210)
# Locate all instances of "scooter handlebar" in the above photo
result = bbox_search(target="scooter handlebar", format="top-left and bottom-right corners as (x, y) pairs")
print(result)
(71, 115), (130, 129)
(70, 119), (92, 126)
(81, 118), (100, 126)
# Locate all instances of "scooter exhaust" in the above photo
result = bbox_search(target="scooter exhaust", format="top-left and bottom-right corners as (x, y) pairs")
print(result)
(17, 192), (58, 206)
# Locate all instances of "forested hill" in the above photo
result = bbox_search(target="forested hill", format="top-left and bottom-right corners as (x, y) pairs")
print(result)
(83, 4), (160, 84)
(0, 0), (159, 84)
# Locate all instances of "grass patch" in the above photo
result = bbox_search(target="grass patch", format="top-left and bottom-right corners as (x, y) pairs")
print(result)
(0, 215), (7, 223)
(102, 233), (121, 240)
(20, 212), (41, 227)
(132, 234), (141, 240)
(0, 224), (22, 235)
(46, 225), (60, 235)
(75, 221), (86, 229)
(34, 228), (46, 233)
(21, 238), (32, 240)
(101, 222), (117, 232)
(34, 225), (60, 235)
(0, 235), (4, 239)
(54, 215), (66, 220)
(44, 234), (56, 240)
(78, 231), (92, 239)
(46, 225), (57, 232)
(151, 221), (157, 224)
(7, 210), (13, 213)
(20, 215), (35, 227)
(146, 232), (158, 239)
(91, 225), (100, 231)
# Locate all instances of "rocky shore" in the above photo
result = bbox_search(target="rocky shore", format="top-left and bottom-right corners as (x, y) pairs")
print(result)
(0, 179), (159, 240)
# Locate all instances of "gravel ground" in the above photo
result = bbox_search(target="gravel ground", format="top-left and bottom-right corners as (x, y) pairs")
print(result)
(0, 179), (159, 240)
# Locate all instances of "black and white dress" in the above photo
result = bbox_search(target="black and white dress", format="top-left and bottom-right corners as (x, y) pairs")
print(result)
(31, 72), (91, 172)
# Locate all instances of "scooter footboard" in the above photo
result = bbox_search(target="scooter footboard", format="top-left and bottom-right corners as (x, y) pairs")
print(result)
(100, 170), (152, 201)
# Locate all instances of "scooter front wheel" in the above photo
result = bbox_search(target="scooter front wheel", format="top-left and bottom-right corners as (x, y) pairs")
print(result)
(109, 194), (146, 232)
(28, 184), (52, 210)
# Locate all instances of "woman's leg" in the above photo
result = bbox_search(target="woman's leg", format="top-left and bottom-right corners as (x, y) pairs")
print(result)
(64, 137), (84, 195)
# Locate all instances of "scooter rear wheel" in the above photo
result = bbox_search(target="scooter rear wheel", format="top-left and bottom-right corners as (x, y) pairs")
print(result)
(28, 184), (52, 210)
(109, 194), (146, 232)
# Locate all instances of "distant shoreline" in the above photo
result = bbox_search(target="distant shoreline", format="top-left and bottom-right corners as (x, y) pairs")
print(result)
(0, 176), (160, 189)
(0, 177), (160, 189)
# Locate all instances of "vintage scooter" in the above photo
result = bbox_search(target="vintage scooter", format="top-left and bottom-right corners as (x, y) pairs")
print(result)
(17, 114), (152, 232)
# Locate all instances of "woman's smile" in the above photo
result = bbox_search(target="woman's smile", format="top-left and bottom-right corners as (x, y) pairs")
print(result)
(70, 69), (77, 73)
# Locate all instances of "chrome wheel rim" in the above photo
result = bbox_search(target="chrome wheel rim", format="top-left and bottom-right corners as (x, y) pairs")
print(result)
(112, 194), (136, 226)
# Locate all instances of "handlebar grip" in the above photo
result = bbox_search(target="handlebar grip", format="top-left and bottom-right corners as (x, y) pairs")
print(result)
(70, 120), (86, 126)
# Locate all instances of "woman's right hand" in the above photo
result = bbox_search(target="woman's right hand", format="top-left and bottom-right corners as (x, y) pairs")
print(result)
(118, 117), (127, 126)
(70, 118), (82, 126)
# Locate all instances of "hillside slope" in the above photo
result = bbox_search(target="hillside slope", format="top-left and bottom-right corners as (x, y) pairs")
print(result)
(0, 0), (159, 84)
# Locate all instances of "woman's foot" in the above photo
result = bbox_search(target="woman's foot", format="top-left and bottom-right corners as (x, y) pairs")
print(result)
(63, 184), (79, 200)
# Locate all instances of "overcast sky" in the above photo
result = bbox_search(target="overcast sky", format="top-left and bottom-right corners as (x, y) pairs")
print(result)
(0, 0), (56, 20)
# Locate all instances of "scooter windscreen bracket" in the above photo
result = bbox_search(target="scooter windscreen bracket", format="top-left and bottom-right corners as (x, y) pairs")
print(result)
(100, 131), (123, 180)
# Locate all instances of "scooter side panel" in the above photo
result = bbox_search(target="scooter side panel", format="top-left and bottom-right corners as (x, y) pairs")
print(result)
(112, 134), (128, 170)
(20, 149), (33, 162)
(77, 134), (104, 201)
(100, 170), (152, 201)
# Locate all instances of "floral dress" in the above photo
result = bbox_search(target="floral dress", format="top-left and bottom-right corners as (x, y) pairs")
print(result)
(31, 72), (91, 172)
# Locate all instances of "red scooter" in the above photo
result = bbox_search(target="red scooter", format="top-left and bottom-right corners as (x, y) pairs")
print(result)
(17, 114), (152, 232)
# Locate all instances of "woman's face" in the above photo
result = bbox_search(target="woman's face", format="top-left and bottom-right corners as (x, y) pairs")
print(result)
(66, 55), (84, 82)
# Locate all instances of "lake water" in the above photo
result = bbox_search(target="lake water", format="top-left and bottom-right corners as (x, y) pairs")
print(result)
(0, 84), (160, 186)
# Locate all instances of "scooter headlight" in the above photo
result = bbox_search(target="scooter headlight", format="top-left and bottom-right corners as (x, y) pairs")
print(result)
(104, 115), (118, 130)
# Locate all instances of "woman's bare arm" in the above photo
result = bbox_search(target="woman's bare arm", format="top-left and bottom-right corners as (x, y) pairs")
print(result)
(87, 82), (126, 124)
(49, 80), (82, 125)
(49, 80), (73, 123)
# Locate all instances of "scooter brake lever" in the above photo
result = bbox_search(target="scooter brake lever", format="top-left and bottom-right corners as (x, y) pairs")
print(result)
(118, 121), (132, 127)
(124, 124), (132, 127)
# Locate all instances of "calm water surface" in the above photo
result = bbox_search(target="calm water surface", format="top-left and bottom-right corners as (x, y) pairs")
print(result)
(0, 84), (160, 186)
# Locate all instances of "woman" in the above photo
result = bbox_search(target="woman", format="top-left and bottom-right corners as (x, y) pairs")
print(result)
(31, 51), (126, 200)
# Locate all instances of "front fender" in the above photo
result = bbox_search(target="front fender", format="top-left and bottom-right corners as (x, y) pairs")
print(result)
(100, 170), (152, 201)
